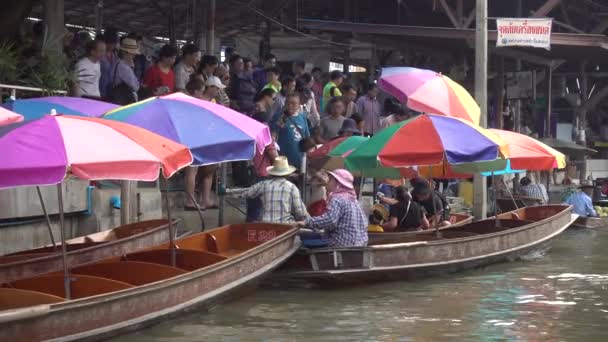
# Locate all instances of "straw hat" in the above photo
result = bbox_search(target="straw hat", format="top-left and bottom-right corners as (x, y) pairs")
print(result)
(120, 38), (140, 55)
(267, 156), (296, 176)
(327, 169), (354, 190)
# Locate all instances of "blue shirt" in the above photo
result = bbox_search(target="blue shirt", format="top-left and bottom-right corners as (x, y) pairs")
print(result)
(306, 196), (369, 247)
(564, 191), (597, 217)
(272, 113), (310, 169)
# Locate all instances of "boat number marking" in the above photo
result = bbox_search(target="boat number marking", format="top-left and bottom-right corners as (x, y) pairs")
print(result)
(248, 230), (277, 242)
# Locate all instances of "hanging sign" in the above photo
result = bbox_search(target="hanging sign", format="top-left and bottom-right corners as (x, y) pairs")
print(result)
(496, 18), (553, 50)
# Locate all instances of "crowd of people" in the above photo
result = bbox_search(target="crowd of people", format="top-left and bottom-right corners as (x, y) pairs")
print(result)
(64, 27), (451, 248)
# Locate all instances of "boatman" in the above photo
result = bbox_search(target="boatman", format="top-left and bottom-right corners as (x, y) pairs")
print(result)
(563, 184), (597, 217)
(231, 157), (309, 224)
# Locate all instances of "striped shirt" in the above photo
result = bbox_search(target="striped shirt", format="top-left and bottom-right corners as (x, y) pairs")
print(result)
(519, 184), (548, 204)
(306, 196), (368, 247)
(241, 178), (309, 223)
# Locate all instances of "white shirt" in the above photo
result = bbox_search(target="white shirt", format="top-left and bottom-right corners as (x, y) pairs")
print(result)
(75, 57), (101, 97)
(174, 62), (194, 91)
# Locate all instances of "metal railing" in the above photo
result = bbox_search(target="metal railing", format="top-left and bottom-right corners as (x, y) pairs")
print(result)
(0, 83), (67, 99)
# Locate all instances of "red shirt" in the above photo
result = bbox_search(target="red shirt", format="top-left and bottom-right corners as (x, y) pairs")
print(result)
(143, 64), (175, 92)
(253, 143), (277, 178)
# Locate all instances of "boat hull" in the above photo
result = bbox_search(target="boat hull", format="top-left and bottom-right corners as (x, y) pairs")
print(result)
(0, 219), (175, 284)
(0, 224), (299, 342)
(571, 216), (608, 229)
(279, 205), (574, 286)
(368, 213), (473, 244)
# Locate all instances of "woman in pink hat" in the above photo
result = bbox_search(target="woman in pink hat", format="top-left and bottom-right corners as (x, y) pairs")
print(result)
(297, 169), (368, 247)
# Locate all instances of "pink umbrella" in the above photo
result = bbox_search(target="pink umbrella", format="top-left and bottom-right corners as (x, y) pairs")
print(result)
(0, 107), (23, 126)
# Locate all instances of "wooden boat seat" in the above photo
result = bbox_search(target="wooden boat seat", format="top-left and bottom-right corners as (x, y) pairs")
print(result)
(0, 253), (57, 264)
(0, 288), (65, 311)
(123, 248), (227, 271)
(6, 274), (134, 299)
(73, 261), (187, 286)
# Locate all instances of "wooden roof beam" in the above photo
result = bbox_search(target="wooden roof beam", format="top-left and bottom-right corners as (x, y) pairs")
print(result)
(439, 0), (461, 28)
(532, 0), (561, 18)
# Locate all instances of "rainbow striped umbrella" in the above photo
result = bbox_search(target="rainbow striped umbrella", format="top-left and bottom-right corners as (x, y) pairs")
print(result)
(379, 67), (480, 125)
(0, 107), (23, 126)
(104, 93), (272, 166)
(345, 114), (508, 175)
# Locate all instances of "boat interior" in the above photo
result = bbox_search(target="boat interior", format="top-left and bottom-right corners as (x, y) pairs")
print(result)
(0, 224), (293, 312)
(364, 205), (569, 246)
(0, 219), (173, 265)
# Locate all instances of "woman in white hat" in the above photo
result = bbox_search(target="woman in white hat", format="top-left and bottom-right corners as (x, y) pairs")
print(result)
(234, 157), (309, 224)
(297, 169), (368, 247)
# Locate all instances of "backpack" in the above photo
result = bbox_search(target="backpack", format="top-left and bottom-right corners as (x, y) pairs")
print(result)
(107, 62), (137, 105)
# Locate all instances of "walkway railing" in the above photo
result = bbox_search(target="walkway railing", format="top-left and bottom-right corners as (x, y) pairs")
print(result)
(0, 83), (67, 99)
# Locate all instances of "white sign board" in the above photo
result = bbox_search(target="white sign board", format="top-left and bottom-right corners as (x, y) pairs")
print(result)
(505, 71), (535, 99)
(496, 18), (552, 50)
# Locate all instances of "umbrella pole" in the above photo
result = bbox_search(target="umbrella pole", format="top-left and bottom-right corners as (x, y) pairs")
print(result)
(36, 186), (56, 247)
(56, 183), (71, 300)
(162, 178), (176, 267)
(183, 190), (206, 232)
(430, 166), (441, 238)
(503, 178), (519, 210)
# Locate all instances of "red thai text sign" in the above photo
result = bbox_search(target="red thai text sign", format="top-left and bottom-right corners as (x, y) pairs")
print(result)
(496, 18), (552, 50)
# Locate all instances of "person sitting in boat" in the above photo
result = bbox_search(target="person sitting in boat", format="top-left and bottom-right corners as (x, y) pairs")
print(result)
(297, 169), (368, 247)
(234, 156), (309, 224)
(563, 184), (597, 218)
(382, 185), (430, 232)
(411, 181), (451, 227)
(518, 176), (548, 205)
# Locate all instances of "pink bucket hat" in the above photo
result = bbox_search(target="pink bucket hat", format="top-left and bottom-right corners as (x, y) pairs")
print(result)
(327, 169), (354, 190)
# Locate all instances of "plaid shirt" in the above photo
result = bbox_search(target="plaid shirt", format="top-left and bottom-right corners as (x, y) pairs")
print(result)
(241, 178), (309, 223)
(306, 196), (368, 247)
(519, 184), (548, 204)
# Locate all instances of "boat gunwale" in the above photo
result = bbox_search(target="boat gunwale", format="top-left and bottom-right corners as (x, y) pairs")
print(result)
(286, 213), (579, 278)
(0, 226), (299, 320)
(0, 219), (178, 268)
(299, 205), (572, 254)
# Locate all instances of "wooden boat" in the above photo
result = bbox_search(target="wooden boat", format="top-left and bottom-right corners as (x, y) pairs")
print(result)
(571, 216), (608, 229)
(277, 205), (575, 286)
(0, 223), (298, 341)
(368, 213), (473, 244)
(0, 219), (178, 283)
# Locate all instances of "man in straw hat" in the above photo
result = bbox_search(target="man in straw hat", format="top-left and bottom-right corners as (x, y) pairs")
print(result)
(234, 157), (309, 224)
(297, 169), (368, 247)
(563, 183), (597, 217)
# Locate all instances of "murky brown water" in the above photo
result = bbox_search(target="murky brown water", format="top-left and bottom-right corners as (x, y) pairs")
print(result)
(114, 228), (608, 341)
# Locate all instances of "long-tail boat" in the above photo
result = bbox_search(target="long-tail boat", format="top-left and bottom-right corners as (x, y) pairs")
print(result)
(368, 213), (473, 244)
(0, 223), (298, 341)
(571, 216), (608, 229)
(0, 219), (178, 283)
(277, 205), (575, 286)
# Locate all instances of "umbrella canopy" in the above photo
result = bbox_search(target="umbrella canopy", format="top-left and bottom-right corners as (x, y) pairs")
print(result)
(0, 114), (193, 189)
(540, 137), (597, 154)
(3, 96), (118, 121)
(345, 114), (507, 175)
(308, 136), (368, 170)
(0, 107), (23, 126)
(489, 129), (566, 171)
(104, 92), (272, 165)
(379, 67), (480, 125)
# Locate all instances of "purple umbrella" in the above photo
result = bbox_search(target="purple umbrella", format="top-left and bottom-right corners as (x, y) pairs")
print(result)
(3, 96), (118, 121)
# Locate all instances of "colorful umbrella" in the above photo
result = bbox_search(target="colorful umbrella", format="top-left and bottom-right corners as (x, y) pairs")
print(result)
(345, 114), (508, 176)
(379, 67), (480, 125)
(3, 96), (118, 121)
(0, 107), (23, 126)
(104, 92), (272, 165)
(308, 136), (368, 170)
(489, 129), (566, 171)
(0, 114), (193, 189)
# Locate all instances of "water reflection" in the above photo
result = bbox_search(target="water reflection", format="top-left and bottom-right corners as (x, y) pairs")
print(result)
(115, 228), (608, 341)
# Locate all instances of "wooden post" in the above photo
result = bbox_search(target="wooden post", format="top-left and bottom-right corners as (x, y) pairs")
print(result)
(120, 180), (131, 226)
(473, 0), (488, 220)
(206, 0), (216, 55)
(495, 56), (505, 129)
(43, 0), (65, 53)
(579, 61), (589, 181)
(546, 65), (553, 137)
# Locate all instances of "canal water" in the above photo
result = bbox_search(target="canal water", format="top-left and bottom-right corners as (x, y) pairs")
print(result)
(115, 228), (608, 341)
